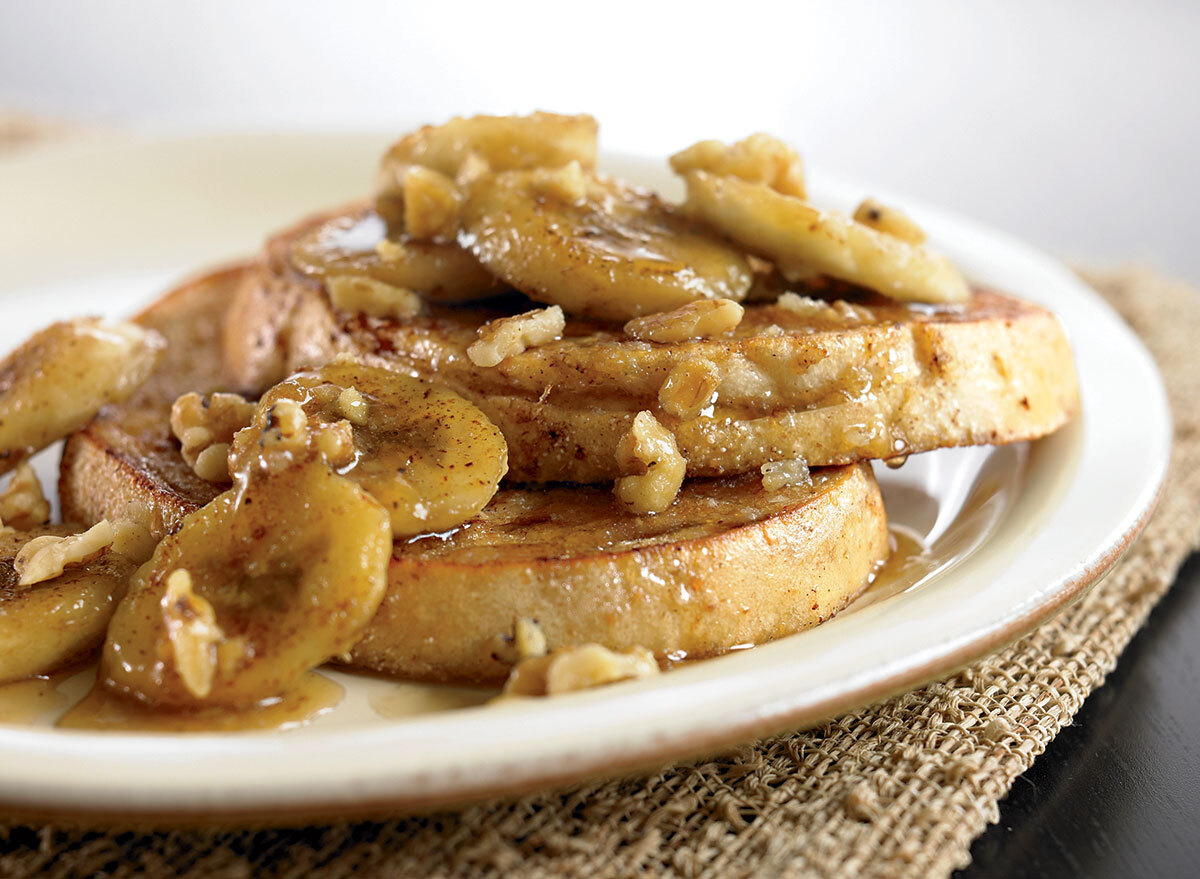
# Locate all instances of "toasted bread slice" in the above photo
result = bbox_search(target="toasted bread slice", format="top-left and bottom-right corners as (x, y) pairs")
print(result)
(224, 206), (1079, 483)
(60, 265), (890, 684)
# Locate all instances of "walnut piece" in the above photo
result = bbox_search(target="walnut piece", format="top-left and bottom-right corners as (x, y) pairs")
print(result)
(776, 292), (839, 321)
(0, 463), (50, 530)
(614, 411), (686, 515)
(502, 643), (660, 697)
(761, 458), (812, 492)
(624, 298), (744, 344)
(327, 274), (422, 320)
(403, 166), (463, 240)
(658, 358), (720, 420)
(530, 159), (588, 203)
(336, 386), (368, 425)
(14, 520), (115, 586)
(853, 198), (927, 244)
(467, 306), (565, 368)
(170, 391), (255, 483)
(163, 568), (224, 700)
(670, 133), (806, 198)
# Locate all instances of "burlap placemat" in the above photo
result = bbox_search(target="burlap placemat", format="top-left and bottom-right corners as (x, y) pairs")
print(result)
(2, 121), (1198, 877)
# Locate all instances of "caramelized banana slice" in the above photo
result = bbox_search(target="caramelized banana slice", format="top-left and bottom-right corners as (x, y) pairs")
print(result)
(231, 359), (508, 537)
(0, 525), (136, 683)
(680, 171), (970, 304)
(100, 459), (391, 708)
(290, 210), (500, 304)
(0, 318), (165, 474)
(461, 170), (754, 320)
(375, 111), (599, 225)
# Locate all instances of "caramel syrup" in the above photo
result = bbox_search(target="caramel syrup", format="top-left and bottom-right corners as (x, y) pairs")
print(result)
(56, 671), (343, 733)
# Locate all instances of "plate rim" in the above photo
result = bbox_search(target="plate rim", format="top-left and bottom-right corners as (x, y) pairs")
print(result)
(0, 131), (1171, 823)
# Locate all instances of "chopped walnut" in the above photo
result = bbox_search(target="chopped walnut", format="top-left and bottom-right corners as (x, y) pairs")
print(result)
(853, 198), (927, 244)
(170, 391), (255, 483)
(832, 300), (875, 322)
(0, 463), (50, 530)
(495, 616), (549, 664)
(336, 386), (368, 425)
(614, 411), (686, 515)
(670, 133), (806, 198)
(311, 419), (356, 469)
(530, 159), (588, 204)
(467, 306), (565, 368)
(658, 358), (720, 420)
(502, 644), (660, 697)
(110, 519), (158, 563)
(624, 299), (744, 343)
(163, 568), (224, 699)
(776, 292), (840, 321)
(327, 274), (422, 320)
(253, 398), (311, 475)
(14, 520), (115, 586)
(760, 458), (812, 492)
(403, 166), (463, 241)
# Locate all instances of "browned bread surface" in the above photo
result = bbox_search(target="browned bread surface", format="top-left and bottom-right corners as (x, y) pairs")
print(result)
(224, 206), (1080, 483)
(59, 265), (889, 684)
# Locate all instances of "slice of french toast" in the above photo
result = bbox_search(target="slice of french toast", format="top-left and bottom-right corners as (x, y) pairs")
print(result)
(60, 265), (890, 684)
(224, 206), (1080, 483)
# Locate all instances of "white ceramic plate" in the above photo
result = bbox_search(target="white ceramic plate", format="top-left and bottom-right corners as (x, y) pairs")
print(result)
(0, 132), (1169, 823)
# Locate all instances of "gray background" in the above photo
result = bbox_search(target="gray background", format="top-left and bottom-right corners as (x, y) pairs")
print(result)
(2, 0), (1197, 281)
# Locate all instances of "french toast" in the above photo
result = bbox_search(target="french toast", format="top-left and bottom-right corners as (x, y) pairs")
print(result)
(224, 205), (1079, 483)
(59, 265), (890, 684)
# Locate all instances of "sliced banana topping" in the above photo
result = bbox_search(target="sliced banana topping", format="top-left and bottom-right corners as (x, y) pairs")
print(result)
(170, 391), (256, 484)
(0, 463), (51, 531)
(101, 457), (392, 708)
(375, 110), (599, 227)
(460, 170), (754, 321)
(290, 210), (500, 304)
(623, 298), (744, 343)
(670, 133), (806, 198)
(231, 358), (508, 537)
(0, 318), (166, 474)
(680, 171), (970, 304)
(468, 305), (565, 368)
(0, 524), (136, 683)
(853, 198), (927, 244)
(614, 411), (686, 515)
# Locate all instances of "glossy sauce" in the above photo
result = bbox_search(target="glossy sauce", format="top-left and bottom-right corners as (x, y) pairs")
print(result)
(0, 670), (75, 725)
(57, 671), (344, 733)
(368, 681), (493, 718)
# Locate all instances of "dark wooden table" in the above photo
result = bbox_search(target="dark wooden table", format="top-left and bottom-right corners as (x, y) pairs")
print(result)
(956, 553), (1200, 878)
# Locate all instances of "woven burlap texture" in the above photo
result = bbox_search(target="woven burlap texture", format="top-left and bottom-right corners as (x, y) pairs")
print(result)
(0, 267), (1195, 878)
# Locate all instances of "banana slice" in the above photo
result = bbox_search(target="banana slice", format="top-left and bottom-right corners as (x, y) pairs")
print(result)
(0, 525), (136, 683)
(460, 170), (754, 321)
(0, 318), (165, 474)
(230, 358), (508, 537)
(290, 209), (500, 304)
(375, 111), (599, 226)
(100, 457), (391, 708)
(680, 171), (970, 304)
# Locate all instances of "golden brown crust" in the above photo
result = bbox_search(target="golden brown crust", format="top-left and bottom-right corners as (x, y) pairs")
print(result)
(60, 265), (890, 684)
(226, 206), (1079, 483)
(350, 466), (887, 684)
